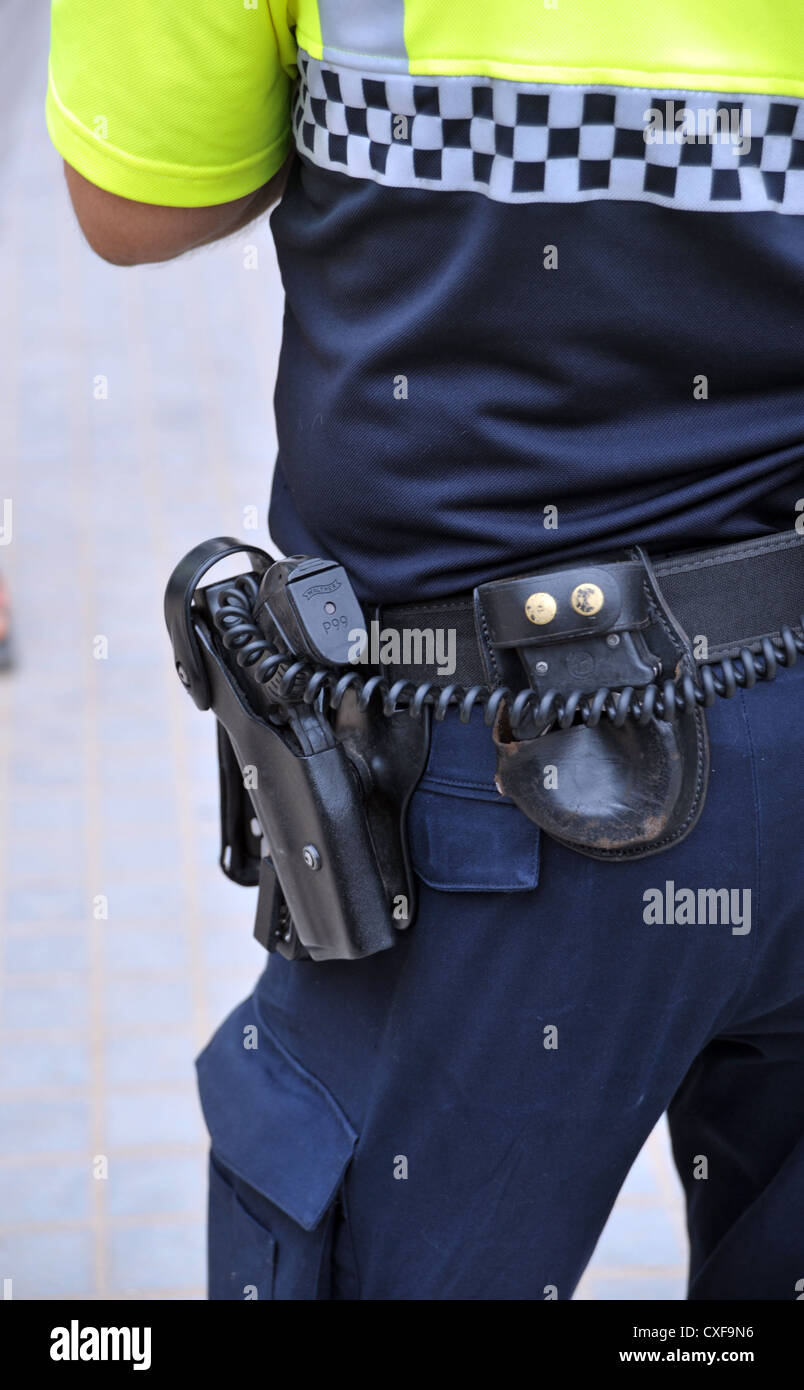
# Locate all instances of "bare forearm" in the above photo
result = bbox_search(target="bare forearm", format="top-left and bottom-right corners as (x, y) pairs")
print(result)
(63, 152), (294, 267)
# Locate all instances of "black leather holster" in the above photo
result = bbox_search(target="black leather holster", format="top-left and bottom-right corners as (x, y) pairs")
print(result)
(165, 539), (429, 961)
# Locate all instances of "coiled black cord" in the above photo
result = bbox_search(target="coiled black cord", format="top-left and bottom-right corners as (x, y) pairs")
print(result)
(212, 574), (804, 736)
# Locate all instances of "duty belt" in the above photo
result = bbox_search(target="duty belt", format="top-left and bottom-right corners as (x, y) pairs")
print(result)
(383, 532), (804, 692)
(382, 531), (804, 863)
(165, 529), (804, 962)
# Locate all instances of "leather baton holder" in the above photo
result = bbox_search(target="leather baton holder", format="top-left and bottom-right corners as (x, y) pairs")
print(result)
(475, 548), (710, 860)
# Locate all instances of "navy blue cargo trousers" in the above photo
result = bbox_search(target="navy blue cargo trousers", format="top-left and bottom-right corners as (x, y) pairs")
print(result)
(197, 655), (804, 1300)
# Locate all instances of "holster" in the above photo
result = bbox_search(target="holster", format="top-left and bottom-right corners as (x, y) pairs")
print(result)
(165, 539), (429, 961)
(475, 547), (710, 860)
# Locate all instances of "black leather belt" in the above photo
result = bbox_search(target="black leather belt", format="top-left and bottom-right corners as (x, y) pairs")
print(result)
(382, 530), (804, 689)
(381, 529), (804, 862)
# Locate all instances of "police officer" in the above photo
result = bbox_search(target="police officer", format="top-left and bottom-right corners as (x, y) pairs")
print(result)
(48, 2), (804, 1300)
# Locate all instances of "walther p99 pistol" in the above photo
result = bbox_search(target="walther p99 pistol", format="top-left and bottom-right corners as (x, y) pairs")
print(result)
(165, 538), (429, 962)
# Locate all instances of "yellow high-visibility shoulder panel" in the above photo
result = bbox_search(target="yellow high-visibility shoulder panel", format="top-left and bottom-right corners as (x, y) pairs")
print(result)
(297, 0), (804, 97)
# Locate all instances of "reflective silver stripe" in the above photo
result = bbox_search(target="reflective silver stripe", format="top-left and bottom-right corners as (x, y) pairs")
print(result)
(318, 0), (409, 74)
(293, 53), (804, 214)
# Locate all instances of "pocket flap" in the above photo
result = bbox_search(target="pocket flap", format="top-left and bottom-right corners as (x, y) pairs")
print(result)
(197, 999), (357, 1232)
(408, 782), (541, 892)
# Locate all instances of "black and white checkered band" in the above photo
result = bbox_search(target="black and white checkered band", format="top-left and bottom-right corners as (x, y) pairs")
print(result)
(292, 52), (804, 214)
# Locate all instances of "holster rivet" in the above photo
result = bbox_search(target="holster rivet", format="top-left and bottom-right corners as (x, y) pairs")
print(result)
(525, 592), (557, 625)
(606, 633), (620, 648)
(535, 660), (549, 675)
(571, 582), (604, 616)
(302, 843), (322, 870)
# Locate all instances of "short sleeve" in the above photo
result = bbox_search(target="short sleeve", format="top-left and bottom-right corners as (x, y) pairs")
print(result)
(46, 0), (296, 207)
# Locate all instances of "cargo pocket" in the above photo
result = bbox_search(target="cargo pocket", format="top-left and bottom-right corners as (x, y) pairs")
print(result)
(407, 779), (541, 892)
(197, 998), (358, 1301)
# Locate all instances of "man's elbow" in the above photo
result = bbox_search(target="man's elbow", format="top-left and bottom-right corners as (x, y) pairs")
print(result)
(81, 234), (180, 268)
(62, 161), (261, 266)
(77, 226), (162, 268)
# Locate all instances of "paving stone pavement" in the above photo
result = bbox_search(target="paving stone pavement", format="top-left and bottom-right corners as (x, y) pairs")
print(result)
(0, 7), (687, 1301)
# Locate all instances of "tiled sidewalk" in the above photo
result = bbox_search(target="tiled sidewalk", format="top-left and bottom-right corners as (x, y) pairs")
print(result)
(0, 18), (687, 1301)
